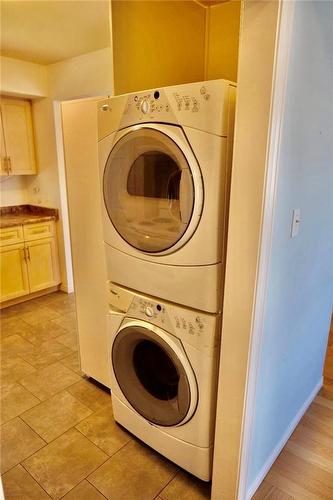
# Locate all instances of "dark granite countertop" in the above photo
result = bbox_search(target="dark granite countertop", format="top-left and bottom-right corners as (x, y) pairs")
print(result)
(0, 205), (59, 229)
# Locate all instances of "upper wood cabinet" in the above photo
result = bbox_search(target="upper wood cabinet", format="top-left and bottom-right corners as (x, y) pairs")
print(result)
(0, 97), (37, 175)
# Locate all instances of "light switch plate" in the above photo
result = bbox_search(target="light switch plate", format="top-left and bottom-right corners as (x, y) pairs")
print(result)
(291, 208), (301, 238)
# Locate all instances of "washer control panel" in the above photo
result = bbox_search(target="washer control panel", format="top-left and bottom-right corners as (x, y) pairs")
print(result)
(107, 282), (220, 353)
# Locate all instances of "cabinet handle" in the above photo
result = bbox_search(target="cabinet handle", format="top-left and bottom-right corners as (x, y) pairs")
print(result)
(21, 248), (27, 261)
(31, 228), (47, 234)
(2, 157), (10, 174)
(26, 246), (31, 260)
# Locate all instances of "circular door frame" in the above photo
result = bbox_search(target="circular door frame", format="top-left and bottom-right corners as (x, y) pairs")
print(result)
(112, 319), (198, 427)
(103, 123), (204, 256)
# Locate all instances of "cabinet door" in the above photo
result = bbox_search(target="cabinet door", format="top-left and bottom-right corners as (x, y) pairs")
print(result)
(26, 238), (60, 292)
(1, 98), (37, 175)
(0, 243), (30, 302)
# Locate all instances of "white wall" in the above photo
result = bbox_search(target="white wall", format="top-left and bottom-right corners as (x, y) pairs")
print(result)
(25, 98), (61, 207)
(46, 47), (113, 292)
(0, 176), (28, 206)
(0, 56), (47, 98)
(247, 0), (333, 494)
(48, 48), (113, 101)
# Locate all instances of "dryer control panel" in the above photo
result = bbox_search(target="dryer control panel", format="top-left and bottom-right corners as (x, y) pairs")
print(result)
(98, 79), (236, 140)
(107, 281), (221, 354)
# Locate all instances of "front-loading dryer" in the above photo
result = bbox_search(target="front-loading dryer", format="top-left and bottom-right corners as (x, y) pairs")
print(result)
(107, 282), (221, 481)
(98, 80), (236, 313)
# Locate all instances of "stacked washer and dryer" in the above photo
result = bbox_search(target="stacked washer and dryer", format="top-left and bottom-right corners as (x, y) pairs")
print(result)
(97, 79), (236, 481)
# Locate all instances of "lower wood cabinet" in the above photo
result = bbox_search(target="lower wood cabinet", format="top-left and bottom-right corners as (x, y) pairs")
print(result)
(26, 237), (60, 293)
(0, 221), (60, 304)
(0, 242), (30, 302)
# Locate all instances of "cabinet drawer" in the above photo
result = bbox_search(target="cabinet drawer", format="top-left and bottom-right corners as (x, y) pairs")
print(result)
(23, 221), (55, 241)
(0, 226), (24, 246)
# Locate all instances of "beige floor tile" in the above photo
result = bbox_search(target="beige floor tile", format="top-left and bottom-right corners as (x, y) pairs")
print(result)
(43, 291), (75, 306)
(20, 339), (73, 369)
(56, 331), (78, 351)
(52, 311), (78, 332)
(159, 470), (211, 500)
(0, 334), (34, 357)
(67, 379), (111, 412)
(2, 464), (51, 499)
(23, 428), (108, 499)
(88, 440), (177, 500)
(60, 352), (82, 375)
(21, 391), (92, 443)
(1, 417), (46, 473)
(20, 306), (60, 326)
(1, 382), (40, 424)
(0, 355), (36, 384)
(0, 317), (34, 339)
(0, 300), (36, 319)
(76, 406), (131, 456)
(20, 362), (82, 401)
(62, 480), (105, 500)
(19, 320), (68, 346)
(47, 299), (76, 315)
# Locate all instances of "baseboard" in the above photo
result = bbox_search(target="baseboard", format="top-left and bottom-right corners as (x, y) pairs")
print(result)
(0, 285), (60, 309)
(246, 377), (323, 500)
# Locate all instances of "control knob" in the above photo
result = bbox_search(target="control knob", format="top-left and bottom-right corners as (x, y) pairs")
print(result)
(145, 306), (154, 317)
(140, 99), (150, 114)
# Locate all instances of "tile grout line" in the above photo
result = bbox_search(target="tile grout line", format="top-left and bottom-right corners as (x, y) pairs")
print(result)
(58, 480), (109, 500)
(18, 390), (94, 443)
(15, 380), (45, 402)
(153, 469), (180, 500)
(2, 462), (52, 499)
(19, 462), (53, 499)
(85, 440), (135, 491)
(0, 418), (47, 475)
(75, 423), (132, 460)
(17, 415), (48, 445)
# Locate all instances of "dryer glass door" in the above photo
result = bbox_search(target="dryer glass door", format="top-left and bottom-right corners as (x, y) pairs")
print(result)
(112, 325), (195, 426)
(103, 128), (195, 253)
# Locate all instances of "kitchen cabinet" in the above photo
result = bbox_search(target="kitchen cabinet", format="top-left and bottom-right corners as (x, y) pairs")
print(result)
(0, 242), (30, 302)
(0, 97), (37, 175)
(26, 237), (60, 293)
(0, 221), (60, 304)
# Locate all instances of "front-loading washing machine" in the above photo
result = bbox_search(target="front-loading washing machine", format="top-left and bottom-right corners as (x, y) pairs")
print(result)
(98, 79), (236, 313)
(107, 282), (221, 481)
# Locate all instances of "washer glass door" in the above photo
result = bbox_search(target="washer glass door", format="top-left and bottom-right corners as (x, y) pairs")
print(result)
(103, 128), (196, 253)
(112, 324), (195, 426)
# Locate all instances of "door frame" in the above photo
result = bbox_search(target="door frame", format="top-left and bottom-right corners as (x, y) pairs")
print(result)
(211, 1), (295, 499)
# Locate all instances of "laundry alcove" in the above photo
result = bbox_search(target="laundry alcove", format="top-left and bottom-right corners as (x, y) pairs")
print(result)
(111, 0), (241, 94)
